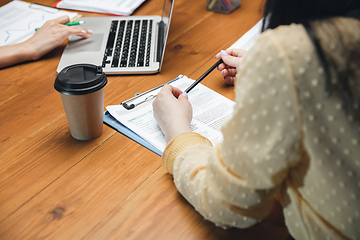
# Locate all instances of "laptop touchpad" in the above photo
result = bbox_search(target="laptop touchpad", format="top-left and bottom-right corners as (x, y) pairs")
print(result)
(66, 33), (104, 52)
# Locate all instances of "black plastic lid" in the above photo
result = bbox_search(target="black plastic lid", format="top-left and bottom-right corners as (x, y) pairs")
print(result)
(54, 64), (107, 95)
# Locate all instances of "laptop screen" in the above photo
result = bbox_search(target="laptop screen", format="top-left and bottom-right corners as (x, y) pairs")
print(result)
(157, 0), (174, 66)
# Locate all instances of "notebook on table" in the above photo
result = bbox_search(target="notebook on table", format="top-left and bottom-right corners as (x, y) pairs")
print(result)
(57, 0), (175, 75)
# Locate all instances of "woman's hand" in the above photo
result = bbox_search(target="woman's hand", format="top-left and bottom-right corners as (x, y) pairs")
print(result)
(153, 85), (192, 143)
(0, 15), (92, 69)
(25, 15), (92, 60)
(215, 49), (247, 85)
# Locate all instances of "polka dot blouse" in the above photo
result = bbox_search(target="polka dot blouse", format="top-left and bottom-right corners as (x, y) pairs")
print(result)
(161, 21), (360, 240)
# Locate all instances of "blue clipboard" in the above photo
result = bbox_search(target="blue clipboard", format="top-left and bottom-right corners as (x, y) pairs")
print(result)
(103, 76), (182, 156)
(103, 110), (162, 156)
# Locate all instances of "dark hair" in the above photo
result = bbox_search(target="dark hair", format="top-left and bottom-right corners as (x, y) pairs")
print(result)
(262, 0), (360, 118)
(262, 0), (360, 30)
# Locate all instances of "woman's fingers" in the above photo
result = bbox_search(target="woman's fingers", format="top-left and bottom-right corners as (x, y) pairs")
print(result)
(64, 26), (92, 38)
(221, 67), (237, 78)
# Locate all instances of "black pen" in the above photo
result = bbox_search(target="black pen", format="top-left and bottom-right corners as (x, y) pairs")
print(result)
(184, 59), (223, 93)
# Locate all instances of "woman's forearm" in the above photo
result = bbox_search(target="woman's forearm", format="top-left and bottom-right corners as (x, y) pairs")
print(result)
(0, 42), (34, 69)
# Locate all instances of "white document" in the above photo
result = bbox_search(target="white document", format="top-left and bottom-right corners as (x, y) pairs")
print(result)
(54, 0), (146, 16)
(106, 75), (235, 152)
(0, 0), (78, 46)
(229, 19), (262, 51)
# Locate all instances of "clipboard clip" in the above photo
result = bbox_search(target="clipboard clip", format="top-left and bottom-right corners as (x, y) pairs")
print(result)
(121, 84), (165, 110)
(122, 95), (156, 110)
(120, 76), (182, 110)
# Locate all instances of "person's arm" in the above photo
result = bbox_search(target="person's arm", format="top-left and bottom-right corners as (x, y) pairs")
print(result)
(156, 32), (303, 228)
(0, 15), (92, 69)
(0, 43), (34, 69)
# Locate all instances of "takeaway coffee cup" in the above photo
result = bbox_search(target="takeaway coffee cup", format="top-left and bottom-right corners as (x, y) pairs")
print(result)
(55, 64), (107, 140)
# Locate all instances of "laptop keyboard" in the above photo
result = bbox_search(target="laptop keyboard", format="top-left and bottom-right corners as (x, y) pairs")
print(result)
(102, 20), (153, 68)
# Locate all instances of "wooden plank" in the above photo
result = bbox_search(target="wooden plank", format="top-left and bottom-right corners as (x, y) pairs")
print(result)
(0, 116), (115, 222)
(0, 133), (160, 239)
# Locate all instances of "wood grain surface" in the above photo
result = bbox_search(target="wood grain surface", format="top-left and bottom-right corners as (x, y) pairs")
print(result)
(0, 0), (291, 239)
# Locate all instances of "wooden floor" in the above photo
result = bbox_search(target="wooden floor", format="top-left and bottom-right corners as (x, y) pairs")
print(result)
(0, 0), (291, 239)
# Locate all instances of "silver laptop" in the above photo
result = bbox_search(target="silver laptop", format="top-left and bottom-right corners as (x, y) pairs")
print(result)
(57, 0), (174, 75)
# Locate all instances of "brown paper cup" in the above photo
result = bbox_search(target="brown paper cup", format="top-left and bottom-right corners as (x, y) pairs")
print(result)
(55, 64), (107, 141)
(60, 89), (104, 140)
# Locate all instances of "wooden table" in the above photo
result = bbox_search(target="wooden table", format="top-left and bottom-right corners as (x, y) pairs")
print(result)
(0, 0), (291, 239)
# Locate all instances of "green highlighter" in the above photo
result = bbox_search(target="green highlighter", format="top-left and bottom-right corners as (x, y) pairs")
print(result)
(35, 21), (85, 31)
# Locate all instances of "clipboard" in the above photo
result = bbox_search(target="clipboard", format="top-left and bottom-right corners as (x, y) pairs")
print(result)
(103, 76), (182, 156)
(103, 111), (162, 155)
(104, 74), (235, 157)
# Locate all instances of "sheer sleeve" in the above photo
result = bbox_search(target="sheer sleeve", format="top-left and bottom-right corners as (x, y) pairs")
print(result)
(163, 30), (302, 228)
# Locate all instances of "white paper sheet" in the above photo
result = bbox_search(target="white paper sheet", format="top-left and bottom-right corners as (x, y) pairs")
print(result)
(106, 76), (235, 152)
(55, 0), (145, 16)
(0, 0), (78, 46)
